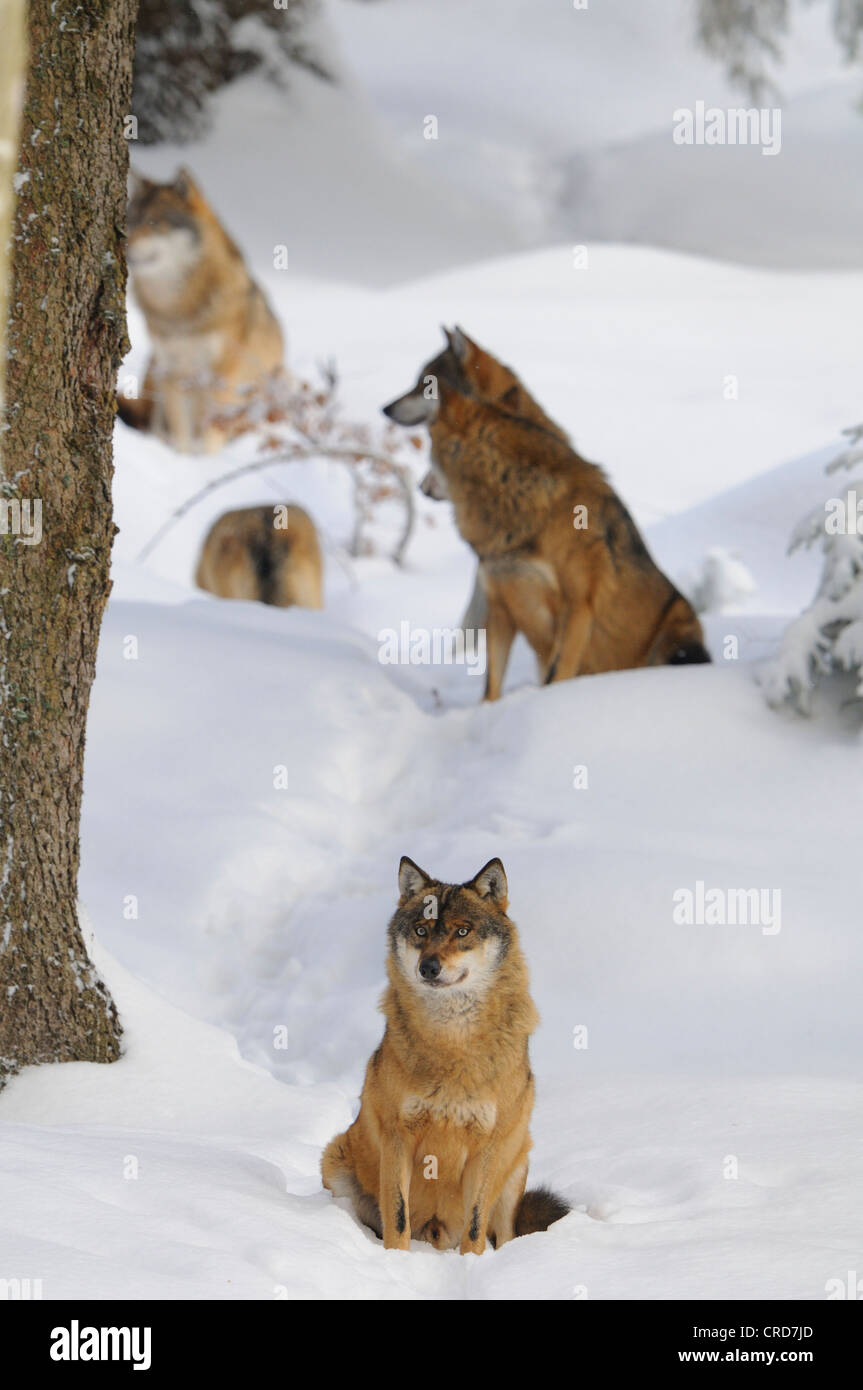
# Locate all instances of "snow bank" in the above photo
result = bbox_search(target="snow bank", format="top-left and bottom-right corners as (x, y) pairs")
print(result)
(2, 244), (861, 1300)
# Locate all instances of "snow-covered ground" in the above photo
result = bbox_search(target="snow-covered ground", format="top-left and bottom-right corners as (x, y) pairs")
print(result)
(2, 240), (862, 1299)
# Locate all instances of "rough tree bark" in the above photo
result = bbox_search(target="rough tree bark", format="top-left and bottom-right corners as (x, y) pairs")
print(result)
(0, 0), (138, 1085)
(0, 0), (27, 409)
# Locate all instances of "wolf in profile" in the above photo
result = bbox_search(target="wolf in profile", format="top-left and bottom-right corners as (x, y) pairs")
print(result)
(384, 329), (709, 699)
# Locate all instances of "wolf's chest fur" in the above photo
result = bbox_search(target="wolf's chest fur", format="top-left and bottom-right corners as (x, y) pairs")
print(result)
(150, 328), (225, 379)
(400, 1087), (498, 1134)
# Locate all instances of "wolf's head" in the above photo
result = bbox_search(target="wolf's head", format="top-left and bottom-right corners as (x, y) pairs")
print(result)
(387, 856), (515, 1003)
(384, 326), (560, 425)
(126, 168), (210, 282)
(381, 327), (470, 430)
(383, 328), (566, 498)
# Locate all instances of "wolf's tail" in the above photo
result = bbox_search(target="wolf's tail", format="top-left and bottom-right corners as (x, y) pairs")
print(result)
(666, 640), (712, 665)
(116, 391), (152, 432)
(515, 1185), (570, 1237)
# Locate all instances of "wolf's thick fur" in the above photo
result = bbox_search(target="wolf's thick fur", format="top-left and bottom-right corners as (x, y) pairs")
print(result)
(401, 327), (568, 505)
(384, 330), (709, 699)
(405, 328), (570, 632)
(321, 857), (568, 1253)
(195, 505), (323, 609)
(118, 168), (284, 454)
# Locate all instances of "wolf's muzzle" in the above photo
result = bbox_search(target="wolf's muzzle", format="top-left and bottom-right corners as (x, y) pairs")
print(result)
(419, 955), (442, 981)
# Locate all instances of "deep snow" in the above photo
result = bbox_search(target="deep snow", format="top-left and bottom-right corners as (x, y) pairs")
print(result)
(2, 240), (862, 1299)
(4, 0), (863, 1301)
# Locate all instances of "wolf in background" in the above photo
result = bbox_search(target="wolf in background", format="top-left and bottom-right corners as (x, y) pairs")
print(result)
(384, 329), (709, 699)
(195, 504), (323, 609)
(413, 327), (570, 503)
(407, 326), (570, 634)
(321, 856), (569, 1253)
(117, 168), (284, 454)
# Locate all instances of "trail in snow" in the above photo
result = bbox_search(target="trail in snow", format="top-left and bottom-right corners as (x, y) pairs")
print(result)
(2, 246), (861, 1300)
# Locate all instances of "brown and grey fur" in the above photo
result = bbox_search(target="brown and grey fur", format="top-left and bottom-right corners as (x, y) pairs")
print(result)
(195, 504), (323, 609)
(399, 327), (571, 634)
(117, 168), (284, 454)
(409, 327), (570, 503)
(321, 857), (568, 1253)
(384, 330), (710, 699)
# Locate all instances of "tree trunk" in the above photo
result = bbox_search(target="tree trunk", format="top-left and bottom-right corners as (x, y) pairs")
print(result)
(0, 0), (138, 1085)
(0, 0), (27, 411)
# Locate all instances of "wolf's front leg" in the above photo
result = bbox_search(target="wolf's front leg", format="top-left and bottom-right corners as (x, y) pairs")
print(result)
(483, 598), (516, 702)
(544, 601), (593, 684)
(459, 1146), (499, 1255)
(488, 1159), (528, 1250)
(379, 1130), (414, 1251)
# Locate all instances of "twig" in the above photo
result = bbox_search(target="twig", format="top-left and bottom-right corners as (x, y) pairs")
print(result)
(135, 444), (416, 565)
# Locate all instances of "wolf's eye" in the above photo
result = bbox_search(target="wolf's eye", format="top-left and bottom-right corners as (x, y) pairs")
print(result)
(415, 925), (427, 937)
(456, 927), (470, 938)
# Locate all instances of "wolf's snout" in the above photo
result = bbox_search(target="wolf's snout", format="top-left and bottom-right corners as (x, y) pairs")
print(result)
(382, 391), (434, 427)
(382, 394), (418, 424)
(419, 469), (444, 500)
(419, 955), (442, 981)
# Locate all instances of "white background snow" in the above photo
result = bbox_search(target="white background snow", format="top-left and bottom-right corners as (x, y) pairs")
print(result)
(1, 0), (862, 1301)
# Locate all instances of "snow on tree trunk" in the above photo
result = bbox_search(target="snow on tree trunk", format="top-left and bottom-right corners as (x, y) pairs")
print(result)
(760, 427), (863, 713)
(0, 0), (137, 1086)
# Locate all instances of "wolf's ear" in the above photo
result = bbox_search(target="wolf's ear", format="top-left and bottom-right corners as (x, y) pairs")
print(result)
(127, 167), (150, 200)
(173, 166), (200, 200)
(449, 325), (470, 362)
(468, 858), (508, 907)
(398, 856), (432, 899)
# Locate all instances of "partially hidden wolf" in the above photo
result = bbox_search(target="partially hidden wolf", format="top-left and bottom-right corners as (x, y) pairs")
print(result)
(321, 856), (569, 1253)
(384, 329), (710, 700)
(195, 505), (323, 609)
(117, 168), (284, 454)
